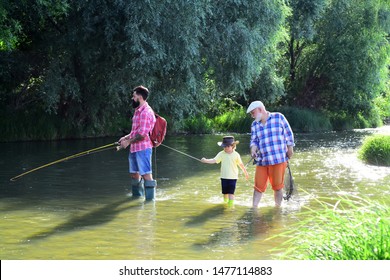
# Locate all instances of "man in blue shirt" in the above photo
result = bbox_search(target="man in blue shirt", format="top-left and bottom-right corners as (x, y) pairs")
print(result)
(247, 101), (295, 207)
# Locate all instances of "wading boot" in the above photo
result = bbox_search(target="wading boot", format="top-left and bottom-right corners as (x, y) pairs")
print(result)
(144, 180), (157, 201)
(131, 178), (144, 197)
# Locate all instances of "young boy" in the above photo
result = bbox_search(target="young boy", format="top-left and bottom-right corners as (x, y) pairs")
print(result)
(201, 136), (249, 206)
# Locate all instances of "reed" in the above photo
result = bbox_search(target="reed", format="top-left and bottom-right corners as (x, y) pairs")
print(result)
(277, 194), (390, 260)
(183, 115), (214, 134)
(278, 106), (332, 132)
(213, 108), (252, 133)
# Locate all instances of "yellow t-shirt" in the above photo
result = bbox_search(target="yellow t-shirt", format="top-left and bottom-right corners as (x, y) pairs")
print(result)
(214, 150), (243, 179)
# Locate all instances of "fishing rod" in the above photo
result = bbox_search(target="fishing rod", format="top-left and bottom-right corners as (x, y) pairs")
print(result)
(10, 142), (119, 182)
(244, 156), (257, 168)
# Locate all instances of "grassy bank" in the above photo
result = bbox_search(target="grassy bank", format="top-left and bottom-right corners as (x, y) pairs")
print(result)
(183, 106), (385, 134)
(184, 107), (333, 134)
(358, 135), (390, 166)
(280, 195), (390, 260)
(0, 105), (386, 141)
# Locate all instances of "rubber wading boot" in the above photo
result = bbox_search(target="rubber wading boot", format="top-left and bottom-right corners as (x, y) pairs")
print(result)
(144, 180), (157, 201)
(131, 178), (144, 197)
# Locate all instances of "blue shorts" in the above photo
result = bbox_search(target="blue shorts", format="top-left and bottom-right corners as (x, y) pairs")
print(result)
(128, 148), (152, 176)
(221, 179), (237, 195)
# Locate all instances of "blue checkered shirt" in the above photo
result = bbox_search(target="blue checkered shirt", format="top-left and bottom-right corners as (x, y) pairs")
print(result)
(250, 112), (295, 166)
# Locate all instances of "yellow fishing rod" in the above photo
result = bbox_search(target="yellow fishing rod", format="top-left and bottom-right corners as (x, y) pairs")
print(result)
(10, 142), (119, 182)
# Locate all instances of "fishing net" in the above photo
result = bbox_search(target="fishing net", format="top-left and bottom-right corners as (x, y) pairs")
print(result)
(283, 162), (298, 201)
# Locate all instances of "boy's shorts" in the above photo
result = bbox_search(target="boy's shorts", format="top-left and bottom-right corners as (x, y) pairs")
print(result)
(254, 162), (287, 193)
(221, 178), (237, 194)
(128, 148), (152, 175)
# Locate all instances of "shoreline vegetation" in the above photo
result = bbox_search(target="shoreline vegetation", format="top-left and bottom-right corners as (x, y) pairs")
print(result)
(278, 194), (390, 260)
(1, 106), (385, 142)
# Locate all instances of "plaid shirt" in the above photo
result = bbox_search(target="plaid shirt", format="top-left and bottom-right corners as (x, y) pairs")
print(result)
(129, 102), (156, 153)
(250, 112), (295, 166)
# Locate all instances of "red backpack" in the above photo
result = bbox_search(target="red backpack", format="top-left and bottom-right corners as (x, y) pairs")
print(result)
(150, 112), (167, 147)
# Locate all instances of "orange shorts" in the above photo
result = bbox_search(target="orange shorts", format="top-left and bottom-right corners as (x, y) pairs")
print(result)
(254, 162), (287, 193)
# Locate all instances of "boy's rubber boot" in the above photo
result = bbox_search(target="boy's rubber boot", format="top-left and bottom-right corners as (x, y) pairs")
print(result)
(144, 180), (157, 201)
(131, 178), (144, 197)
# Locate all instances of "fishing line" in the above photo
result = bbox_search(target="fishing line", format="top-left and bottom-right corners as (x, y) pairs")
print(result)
(10, 142), (118, 182)
(159, 143), (201, 162)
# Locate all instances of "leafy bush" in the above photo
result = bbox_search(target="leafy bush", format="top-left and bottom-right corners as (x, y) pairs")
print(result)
(358, 135), (390, 166)
(330, 110), (382, 131)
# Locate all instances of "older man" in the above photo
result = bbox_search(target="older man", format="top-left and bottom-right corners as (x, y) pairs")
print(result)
(246, 101), (295, 207)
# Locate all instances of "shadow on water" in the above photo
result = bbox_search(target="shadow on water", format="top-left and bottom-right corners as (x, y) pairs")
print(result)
(24, 197), (141, 242)
(185, 204), (226, 226)
(193, 207), (282, 248)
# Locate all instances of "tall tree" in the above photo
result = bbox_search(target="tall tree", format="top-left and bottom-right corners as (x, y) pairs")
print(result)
(1, 0), (286, 136)
(284, 0), (327, 93)
(300, 0), (390, 117)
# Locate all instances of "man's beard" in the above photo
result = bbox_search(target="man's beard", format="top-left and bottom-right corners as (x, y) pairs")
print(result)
(132, 100), (140, 108)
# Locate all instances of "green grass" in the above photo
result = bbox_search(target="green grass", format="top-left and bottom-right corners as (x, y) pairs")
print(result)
(277, 194), (390, 260)
(279, 106), (333, 132)
(183, 115), (214, 134)
(213, 108), (253, 133)
(358, 135), (390, 166)
(184, 106), (334, 134)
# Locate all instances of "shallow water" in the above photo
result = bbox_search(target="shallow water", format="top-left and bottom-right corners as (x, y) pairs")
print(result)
(1, 127), (389, 259)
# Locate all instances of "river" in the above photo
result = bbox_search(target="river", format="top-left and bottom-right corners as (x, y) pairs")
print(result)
(1, 126), (389, 259)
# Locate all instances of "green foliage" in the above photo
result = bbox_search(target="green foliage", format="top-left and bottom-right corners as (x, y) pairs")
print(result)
(279, 195), (390, 260)
(203, 0), (286, 93)
(0, 0), (287, 140)
(330, 109), (382, 131)
(278, 106), (332, 132)
(374, 87), (390, 120)
(183, 116), (214, 134)
(214, 108), (253, 133)
(358, 134), (390, 166)
(0, 0), (69, 50)
(282, 0), (327, 94)
(184, 106), (334, 134)
(300, 0), (390, 116)
(1, 0), (390, 140)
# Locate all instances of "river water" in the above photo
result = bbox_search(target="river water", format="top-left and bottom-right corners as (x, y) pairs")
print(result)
(1, 126), (390, 259)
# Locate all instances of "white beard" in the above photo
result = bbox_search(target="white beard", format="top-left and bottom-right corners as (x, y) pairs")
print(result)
(255, 113), (262, 122)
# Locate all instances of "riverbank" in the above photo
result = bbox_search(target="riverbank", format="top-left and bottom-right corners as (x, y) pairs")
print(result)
(182, 106), (382, 134)
(0, 106), (385, 142)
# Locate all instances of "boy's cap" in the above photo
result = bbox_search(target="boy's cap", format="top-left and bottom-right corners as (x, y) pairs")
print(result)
(246, 101), (264, 113)
(217, 136), (239, 147)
